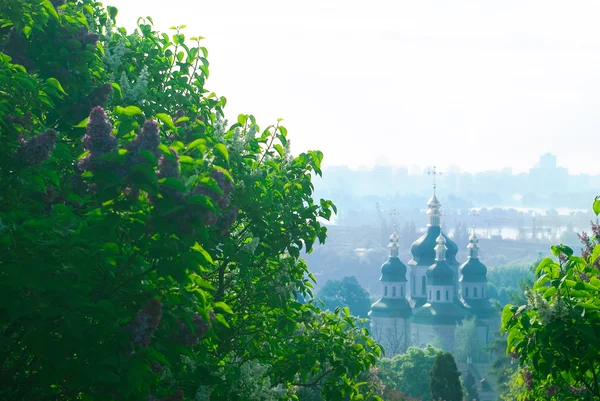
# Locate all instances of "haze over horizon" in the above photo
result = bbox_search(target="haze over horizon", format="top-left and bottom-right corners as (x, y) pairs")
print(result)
(113, 0), (600, 175)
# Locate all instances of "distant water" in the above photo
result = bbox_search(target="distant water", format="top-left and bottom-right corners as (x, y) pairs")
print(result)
(470, 206), (588, 216)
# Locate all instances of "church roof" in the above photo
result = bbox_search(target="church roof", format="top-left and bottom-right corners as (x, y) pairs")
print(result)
(380, 231), (407, 282)
(460, 230), (487, 282)
(411, 302), (470, 325)
(381, 258), (407, 282)
(369, 297), (412, 318)
(426, 260), (455, 285)
(459, 259), (487, 282)
(425, 233), (455, 286)
(409, 226), (459, 267)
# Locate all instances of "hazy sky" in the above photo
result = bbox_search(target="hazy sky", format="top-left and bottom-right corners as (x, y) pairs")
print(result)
(111, 1), (600, 174)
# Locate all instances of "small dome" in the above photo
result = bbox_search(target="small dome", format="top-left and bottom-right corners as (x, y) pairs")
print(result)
(380, 257), (407, 282)
(460, 228), (487, 281)
(460, 258), (487, 282)
(428, 194), (441, 207)
(426, 259), (454, 286)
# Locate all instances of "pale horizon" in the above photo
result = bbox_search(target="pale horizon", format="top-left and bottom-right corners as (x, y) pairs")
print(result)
(111, 0), (600, 175)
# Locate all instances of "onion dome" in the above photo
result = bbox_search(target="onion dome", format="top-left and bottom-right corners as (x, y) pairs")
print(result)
(381, 232), (407, 282)
(369, 232), (412, 319)
(425, 233), (455, 286)
(409, 195), (459, 267)
(459, 230), (487, 283)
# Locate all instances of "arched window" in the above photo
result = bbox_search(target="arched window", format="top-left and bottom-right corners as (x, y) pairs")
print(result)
(421, 276), (426, 295)
(465, 287), (469, 298)
(436, 290), (440, 301)
(429, 290), (432, 300)
(384, 286), (388, 296)
(474, 287), (478, 297)
(401, 286), (404, 297)
(392, 287), (397, 297)
(446, 290), (449, 301)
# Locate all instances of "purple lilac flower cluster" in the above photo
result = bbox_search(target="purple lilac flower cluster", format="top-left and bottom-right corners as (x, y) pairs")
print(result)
(173, 169), (237, 235)
(127, 120), (161, 165)
(157, 148), (180, 179)
(16, 129), (57, 166)
(125, 298), (163, 348)
(578, 221), (600, 269)
(77, 107), (119, 181)
(544, 385), (559, 397)
(521, 367), (534, 390)
(6, 112), (33, 127)
(3, 28), (34, 71)
(50, 0), (66, 9)
(173, 311), (215, 346)
(569, 385), (587, 395)
(75, 26), (100, 47)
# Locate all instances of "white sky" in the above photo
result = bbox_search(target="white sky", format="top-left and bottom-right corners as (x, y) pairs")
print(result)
(110, 0), (600, 174)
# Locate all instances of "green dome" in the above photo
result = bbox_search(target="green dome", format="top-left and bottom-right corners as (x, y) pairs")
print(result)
(460, 258), (487, 283)
(426, 260), (454, 286)
(411, 302), (470, 325)
(381, 257), (407, 282)
(409, 226), (459, 267)
(369, 297), (412, 318)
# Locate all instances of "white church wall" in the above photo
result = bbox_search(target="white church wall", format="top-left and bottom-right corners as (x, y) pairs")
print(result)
(371, 317), (409, 357)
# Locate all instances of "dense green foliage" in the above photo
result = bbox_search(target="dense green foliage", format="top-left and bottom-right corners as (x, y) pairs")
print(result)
(0, 1), (381, 400)
(316, 276), (372, 318)
(377, 345), (442, 401)
(463, 371), (479, 401)
(502, 202), (600, 400)
(429, 352), (463, 401)
(454, 317), (484, 364)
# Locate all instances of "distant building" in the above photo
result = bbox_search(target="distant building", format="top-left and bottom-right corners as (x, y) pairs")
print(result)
(369, 187), (499, 398)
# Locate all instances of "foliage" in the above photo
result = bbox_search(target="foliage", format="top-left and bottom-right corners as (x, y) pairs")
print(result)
(463, 371), (479, 401)
(454, 317), (483, 364)
(377, 345), (442, 401)
(316, 275), (372, 318)
(0, 1), (381, 400)
(502, 207), (600, 400)
(429, 352), (463, 401)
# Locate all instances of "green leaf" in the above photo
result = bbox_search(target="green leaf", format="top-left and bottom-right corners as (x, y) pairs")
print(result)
(593, 244), (600, 264)
(46, 78), (67, 95)
(213, 143), (229, 162)
(274, 143), (284, 158)
(187, 195), (216, 211)
(551, 244), (573, 258)
(41, 0), (59, 20)
(107, 6), (118, 20)
(187, 138), (207, 152)
(213, 301), (233, 314)
(139, 149), (157, 166)
(115, 106), (143, 117)
(74, 118), (88, 128)
(156, 113), (175, 130)
(191, 242), (214, 265)
(213, 313), (230, 328)
(111, 82), (122, 98)
(159, 177), (185, 192)
(179, 155), (194, 164)
(594, 197), (600, 216)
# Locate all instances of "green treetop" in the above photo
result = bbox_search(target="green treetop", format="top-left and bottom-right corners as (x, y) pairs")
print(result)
(430, 352), (463, 401)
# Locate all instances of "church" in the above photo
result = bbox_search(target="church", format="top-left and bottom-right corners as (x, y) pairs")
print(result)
(369, 188), (499, 357)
